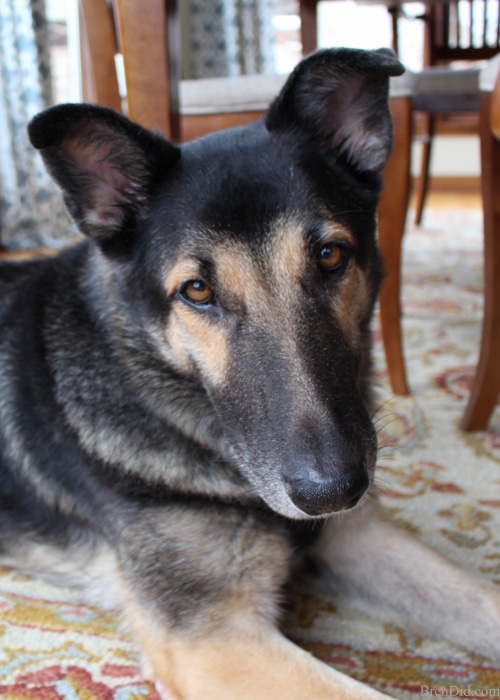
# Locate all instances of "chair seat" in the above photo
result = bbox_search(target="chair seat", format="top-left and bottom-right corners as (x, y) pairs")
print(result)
(389, 71), (415, 97)
(180, 71), (414, 116)
(416, 65), (482, 93)
(180, 74), (288, 115)
(413, 65), (483, 111)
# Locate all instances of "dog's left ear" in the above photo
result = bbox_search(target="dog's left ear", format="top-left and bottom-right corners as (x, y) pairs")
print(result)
(28, 104), (180, 246)
(266, 48), (404, 173)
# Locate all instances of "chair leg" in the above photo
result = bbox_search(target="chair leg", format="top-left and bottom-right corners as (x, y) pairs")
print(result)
(461, 92), (500, 431)
(377, 96), (412, 396)
(413, 113), (435, 226)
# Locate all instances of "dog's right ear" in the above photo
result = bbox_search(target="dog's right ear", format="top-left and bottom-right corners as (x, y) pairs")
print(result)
(28, 104), (180, 246)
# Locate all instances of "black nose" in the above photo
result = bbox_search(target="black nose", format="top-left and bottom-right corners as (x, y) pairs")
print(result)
(284, 468), (369, 516)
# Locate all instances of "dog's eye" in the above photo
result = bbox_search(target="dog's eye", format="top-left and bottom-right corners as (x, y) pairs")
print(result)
(318, 243), (348, 272)
(181, 280), (214, 305)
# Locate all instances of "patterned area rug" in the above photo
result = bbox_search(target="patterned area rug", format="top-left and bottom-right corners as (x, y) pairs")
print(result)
(1, 207), (499, 699)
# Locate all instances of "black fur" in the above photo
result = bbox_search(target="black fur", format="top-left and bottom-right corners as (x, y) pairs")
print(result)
(0, 48), (403, 638)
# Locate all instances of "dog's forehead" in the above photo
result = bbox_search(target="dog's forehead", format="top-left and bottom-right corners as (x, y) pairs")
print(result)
(211, 216), (355, 296)
(155, 121), (378, 290)
(179, 123), (311, 228)
(175, 122), (374, 248)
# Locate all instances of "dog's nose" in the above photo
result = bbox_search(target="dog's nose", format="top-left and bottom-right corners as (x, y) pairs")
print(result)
(283, 467), (369, 516)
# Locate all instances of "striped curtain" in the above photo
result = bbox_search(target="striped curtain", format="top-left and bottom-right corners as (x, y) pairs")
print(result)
(183, 0), (275, 78)
(0, 0), (70, 249)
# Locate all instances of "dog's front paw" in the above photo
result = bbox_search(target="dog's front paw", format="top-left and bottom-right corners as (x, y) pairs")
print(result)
(154, 680), (172, 700)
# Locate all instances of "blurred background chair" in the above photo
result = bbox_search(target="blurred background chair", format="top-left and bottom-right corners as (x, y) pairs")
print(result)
(79, 0), (287, 143)
(460, 57), (500, 430)
(299, 0), (500, 226)
(412, 0), (500, 225)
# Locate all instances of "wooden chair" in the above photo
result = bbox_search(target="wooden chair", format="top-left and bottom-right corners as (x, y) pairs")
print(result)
(78, 0), (414, 397)
(460, 57), (500, 430)
(381, 54), (500, 425)
(413, 0), (500, 225)
(79, 0), (288, 143)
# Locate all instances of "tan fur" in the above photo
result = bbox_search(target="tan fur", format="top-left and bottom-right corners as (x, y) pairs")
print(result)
(319, 221), (355, 247)
(126, 599), (390, 700)
(331, 266), (369, 349)
(311, 504), (500, 664)
(169, 305), (230, 385)
(0, 244), (72, 261)
(163, 247), (259, 383)
(164, 257), (201, 297)
(160, 217), (368, 386)
(268, 215), (307, 288)
(314, 221), (370, 350)
(212, 242), (265, 311)
(163, 312), (197, 375)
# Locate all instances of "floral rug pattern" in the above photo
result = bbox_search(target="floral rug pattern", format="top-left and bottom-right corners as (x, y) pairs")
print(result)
(1, 208), (499, 698)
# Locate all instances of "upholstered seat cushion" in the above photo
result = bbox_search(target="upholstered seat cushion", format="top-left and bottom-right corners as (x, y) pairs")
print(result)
(413, 64), (483, 111)
(179, 70), (414, 116)
(180, 74), (288, 114)
(416, 64), (482, 94)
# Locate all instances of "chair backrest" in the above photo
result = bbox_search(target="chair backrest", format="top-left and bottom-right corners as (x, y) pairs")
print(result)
(79, 0), (121, 111)
(426, 0), (500, 65)
(80, 0), (317, 144)
(79, 0), (180, 139)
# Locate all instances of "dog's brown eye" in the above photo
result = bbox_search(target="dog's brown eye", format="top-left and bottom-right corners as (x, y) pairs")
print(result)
(318, 243), (346, 271)
(181, 280), (214, 305)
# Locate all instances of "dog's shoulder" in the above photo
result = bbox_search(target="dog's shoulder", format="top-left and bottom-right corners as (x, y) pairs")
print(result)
(0, 242), (87, 301)
(0, 242), (95, 361)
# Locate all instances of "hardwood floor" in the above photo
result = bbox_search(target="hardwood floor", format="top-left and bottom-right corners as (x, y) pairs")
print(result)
(409, 180), (481, 212)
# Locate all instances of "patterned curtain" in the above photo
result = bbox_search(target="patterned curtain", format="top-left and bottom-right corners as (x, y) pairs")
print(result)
(184, 0), (275, 78)
(0, 0), (70, 249)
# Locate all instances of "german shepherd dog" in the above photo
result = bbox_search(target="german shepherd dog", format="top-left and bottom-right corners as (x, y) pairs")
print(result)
(1, 48), (499, 699)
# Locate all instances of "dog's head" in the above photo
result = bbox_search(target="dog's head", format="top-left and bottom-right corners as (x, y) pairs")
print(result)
(29, 48), (403, 520)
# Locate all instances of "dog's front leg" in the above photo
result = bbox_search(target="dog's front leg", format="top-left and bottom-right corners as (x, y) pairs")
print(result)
(129, 614), (392, 700)
(309, 503), (500, 661)
(116, 504), (392, 700)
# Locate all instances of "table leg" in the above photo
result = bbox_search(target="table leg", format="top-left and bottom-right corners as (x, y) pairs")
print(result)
(377, 96), (412, 396)
(461, 91), (500, 431)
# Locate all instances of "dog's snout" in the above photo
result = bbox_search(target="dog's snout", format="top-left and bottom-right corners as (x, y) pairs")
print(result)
(283, 464), (369, 516)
